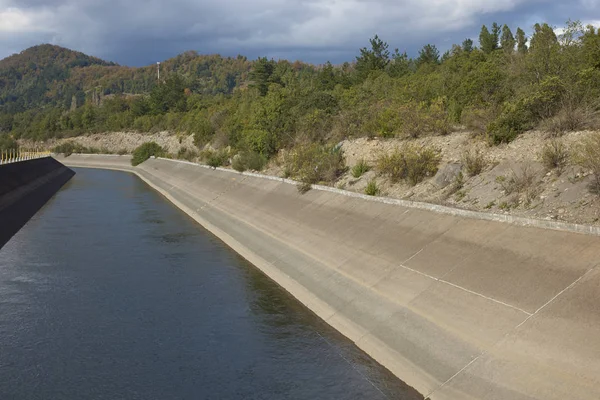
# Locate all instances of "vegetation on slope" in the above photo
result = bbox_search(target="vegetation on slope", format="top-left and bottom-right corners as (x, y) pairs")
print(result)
(2, 21), (600, 190)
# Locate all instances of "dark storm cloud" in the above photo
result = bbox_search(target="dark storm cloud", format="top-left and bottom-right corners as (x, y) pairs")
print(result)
(1, 0), (599, 65)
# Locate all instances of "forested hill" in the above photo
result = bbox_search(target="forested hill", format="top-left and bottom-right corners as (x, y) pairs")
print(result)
(1, 21), (600, 159)
(0, 44), (254, 114)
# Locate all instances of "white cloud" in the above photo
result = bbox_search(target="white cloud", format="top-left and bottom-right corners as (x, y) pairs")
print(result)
(0, 7), (53, 32)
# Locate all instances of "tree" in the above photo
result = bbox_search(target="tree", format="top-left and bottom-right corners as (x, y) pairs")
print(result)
(516, 28), (528, 54)
(491, 23), (501, 49)
(582, 25), (600, 68)
(318, 61), (337, 90)
(529, 23), (560, 81)
(462, 38), (474, 53)
(355, 35), (390, 80)
(479, 25), (496, 54)
(501, 25), (516, 53)
(388, 49), (411, 77)
(149, 74), (187, 114)
(417, 44), (440, 66)
(250, 57), (275, 96)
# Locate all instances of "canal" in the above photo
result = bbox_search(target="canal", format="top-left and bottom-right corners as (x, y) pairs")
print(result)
(0, 168), (421, 399)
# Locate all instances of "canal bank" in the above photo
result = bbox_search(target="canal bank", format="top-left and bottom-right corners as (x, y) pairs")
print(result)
(57, 154), (600, 400)
(0, 157), (74, 249)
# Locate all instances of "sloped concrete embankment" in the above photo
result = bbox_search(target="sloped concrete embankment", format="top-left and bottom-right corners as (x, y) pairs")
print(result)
(0, 157), (75, 249)
(59, 154), (600, 400)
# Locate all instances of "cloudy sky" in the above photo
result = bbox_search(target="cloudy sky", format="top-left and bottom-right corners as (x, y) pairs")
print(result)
(1, 0), (599, 66)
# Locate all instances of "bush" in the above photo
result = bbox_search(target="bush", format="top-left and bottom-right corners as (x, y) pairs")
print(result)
(574, 133), (600, 193)
(539, 139), (569, 173)
(498, 165), (540, 204)
(364, 179), (380, 196)
(131, 142), (165, 166)
(176, 147), (199, 162)
(232, 151), (267, 172)
(202, 149), (229, 168)
(285, 143), (346, 192)
(376, 144), (441, 186)
(487, 102), (531, 145)
(462, 148), (487, 176)
(351, 159), (370, 178)
(539, 106), (600, 135)
(53, 142), (76, 157)
(117, 148), (129, 155)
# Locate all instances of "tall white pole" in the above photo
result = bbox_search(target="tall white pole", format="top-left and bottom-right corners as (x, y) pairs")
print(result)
(157, 62), (160, 82)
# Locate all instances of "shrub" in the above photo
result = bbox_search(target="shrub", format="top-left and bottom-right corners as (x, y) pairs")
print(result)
(202, 149), (229, 168)
(131, 142), (165, 166)
(53, 142), (76, 157)
(176, 147), (199, 162)
(285, 143), (346, 192)
(117, 149), (129, 155)
(462, 148), (487, 176)
(498, 165), (540, 204)
(232, 151), (267, 172)
(574, 133), (600, 193)
(539, 139), (569, 173)
(462, 107), (496, 137)
(364, 179), (380, 196)
(351, 159), (370, 178)
(539, 106), (600, 135)
(231, 155), (246, 172)
(376, 144), (441, 186)
(487, 102), (531, 145)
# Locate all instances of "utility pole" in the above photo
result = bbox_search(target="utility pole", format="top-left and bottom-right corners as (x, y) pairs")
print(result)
(157, 62), (161, 82)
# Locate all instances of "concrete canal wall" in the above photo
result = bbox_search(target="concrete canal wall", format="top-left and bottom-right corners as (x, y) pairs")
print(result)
(58, 154), (600, 400)
(0, 157), (74, 249)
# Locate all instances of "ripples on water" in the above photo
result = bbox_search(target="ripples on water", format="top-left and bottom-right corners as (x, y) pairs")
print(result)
(0, 168), (422, 400)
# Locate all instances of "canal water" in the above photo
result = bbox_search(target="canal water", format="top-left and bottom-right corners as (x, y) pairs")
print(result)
(0, 168), (421, 400)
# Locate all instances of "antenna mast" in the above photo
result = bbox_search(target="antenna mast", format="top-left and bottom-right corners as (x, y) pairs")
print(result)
(157, 62), (161, 82)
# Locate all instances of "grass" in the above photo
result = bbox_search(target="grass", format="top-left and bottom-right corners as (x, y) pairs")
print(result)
(364, 179), (380, 196)
(351, 159), (370, 178)
(539, 139), (569, 173)
(462, 148), (487, 176)
(574, 133), (600, 194)
(498, 164), (540, 205)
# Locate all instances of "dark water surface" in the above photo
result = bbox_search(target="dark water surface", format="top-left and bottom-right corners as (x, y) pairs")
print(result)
(0, 168), (421, 400)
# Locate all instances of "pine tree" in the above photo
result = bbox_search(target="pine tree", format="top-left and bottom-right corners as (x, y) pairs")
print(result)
(462, 38), (474, 53)
(250, 57), (275, 96)
(388, 49), (411, 77)
(417, 44), (440, 66)
(516, 28), (528, 54)
(355, 35), (390, 80)
(501, 25), (516, 53)
(491, 23), (501, 50)
(479, 25), (495, 54)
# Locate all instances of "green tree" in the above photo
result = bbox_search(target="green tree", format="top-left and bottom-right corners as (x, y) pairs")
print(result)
(149, 74), (187, 114)
(388, 49), (411, 77)
(462, 38), (474, 53)
(249, 57), (275, 96)
(355, 35), (390, 80)
(491, 23), (501, 49)
(479, 25), (496, 54)
(417, 44), (440, 66)
(501, 25), (516, 53)
(529, 23), (560, 81)
(516, 28), (528, 54)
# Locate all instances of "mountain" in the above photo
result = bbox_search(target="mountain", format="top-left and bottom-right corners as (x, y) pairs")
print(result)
(0, 45), (253, 114)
